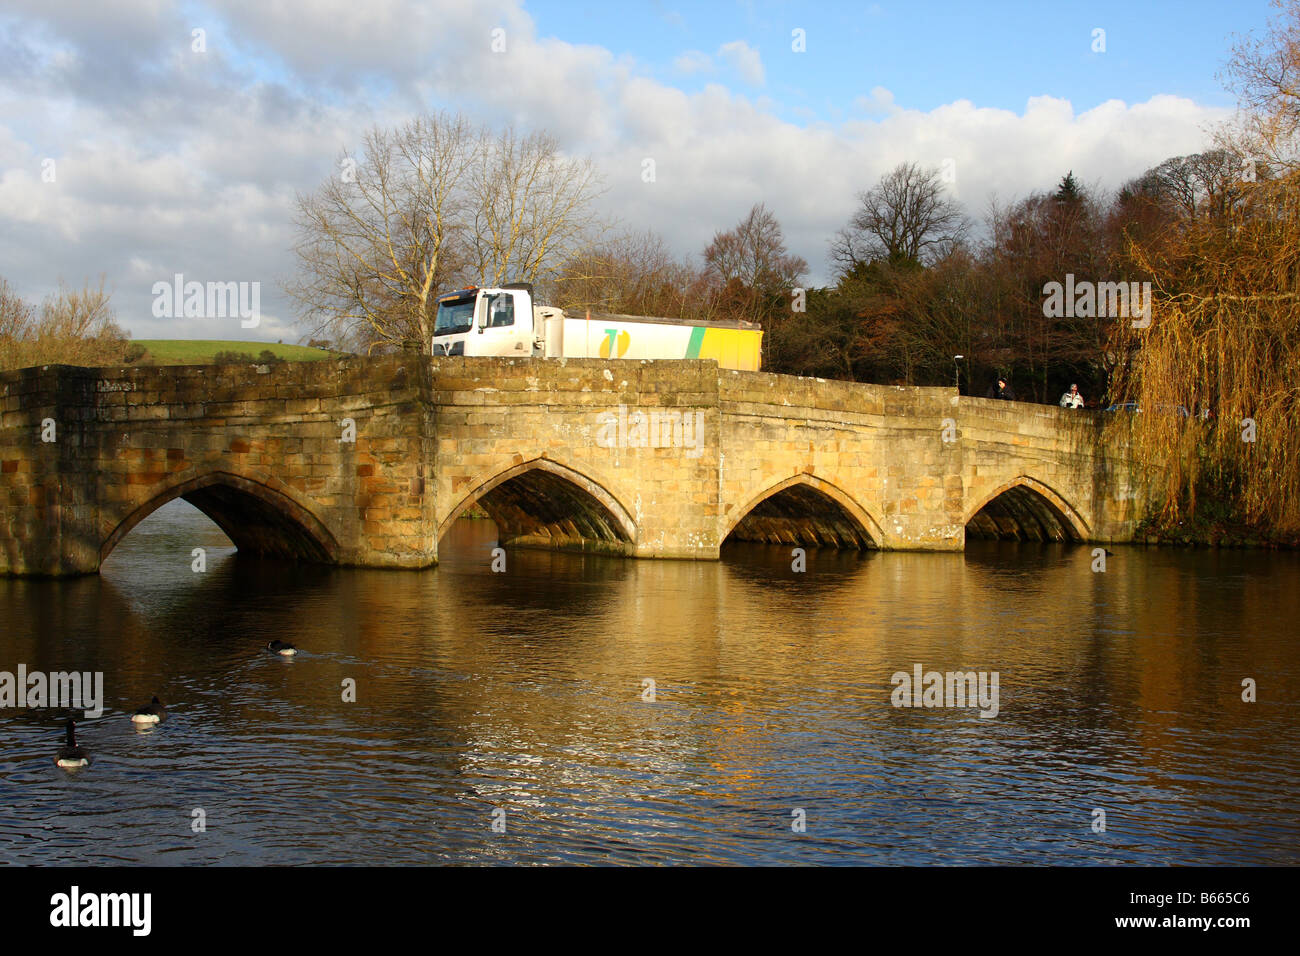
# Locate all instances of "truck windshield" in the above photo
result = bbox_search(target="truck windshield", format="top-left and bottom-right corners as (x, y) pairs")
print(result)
(434, 296), (475, 336)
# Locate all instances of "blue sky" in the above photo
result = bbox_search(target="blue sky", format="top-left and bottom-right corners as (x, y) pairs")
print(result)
(528, 0), (1268, 116)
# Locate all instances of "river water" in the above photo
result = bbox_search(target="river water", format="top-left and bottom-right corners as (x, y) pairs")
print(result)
(1, 499), (1297, 865)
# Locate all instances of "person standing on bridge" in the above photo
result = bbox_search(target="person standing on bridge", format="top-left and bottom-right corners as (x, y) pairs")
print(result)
(985, 377), (1015, 401)
(1059, 384), (1084, 409)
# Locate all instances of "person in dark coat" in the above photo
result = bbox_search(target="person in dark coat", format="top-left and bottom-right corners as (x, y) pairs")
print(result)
(984, 377), (1015, 401)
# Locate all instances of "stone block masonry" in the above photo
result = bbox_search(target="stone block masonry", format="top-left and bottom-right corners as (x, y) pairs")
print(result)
(0, 356), (1142, 575)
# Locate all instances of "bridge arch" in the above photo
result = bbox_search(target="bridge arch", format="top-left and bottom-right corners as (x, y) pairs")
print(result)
(964, 475), (1089, 542)
(722, 474), (882, 549)
(439, 457), (637, 555)
(100, 470), (340, 565)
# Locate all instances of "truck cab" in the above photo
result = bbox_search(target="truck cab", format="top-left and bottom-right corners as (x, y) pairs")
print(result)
(432, 284), (536, 357)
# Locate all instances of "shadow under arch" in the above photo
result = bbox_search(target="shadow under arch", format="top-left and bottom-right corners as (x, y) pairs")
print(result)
(438, 457), (637, 556)
(722, 474), (882, 549)
(100, 471), (340, 566)
(964, 475), (1089, 542)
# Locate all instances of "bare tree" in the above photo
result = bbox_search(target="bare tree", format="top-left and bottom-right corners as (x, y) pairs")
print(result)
(288, 113), (476, 353)
(831, 162), (968, 272)
(1128, 150), (1251, 222)
(703, 203), (807, 315)
(467, 127), (604, 288)
(287, 112), (603, 354)
(0, 276), (137, 371)
(0, 277), (35, 370)
(1221, 0), (1300, 172)
(702, 203), (807, 371)
(554, 229), (714, 320)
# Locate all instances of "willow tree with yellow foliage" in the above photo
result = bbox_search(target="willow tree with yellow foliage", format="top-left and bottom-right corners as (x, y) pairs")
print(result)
(1107, 1), (1300, 539)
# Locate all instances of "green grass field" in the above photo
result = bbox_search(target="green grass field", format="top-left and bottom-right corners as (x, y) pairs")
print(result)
(134, 340), (337, 364)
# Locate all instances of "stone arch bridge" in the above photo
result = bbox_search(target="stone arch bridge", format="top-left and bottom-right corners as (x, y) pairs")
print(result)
(0, 356), (1144, 575)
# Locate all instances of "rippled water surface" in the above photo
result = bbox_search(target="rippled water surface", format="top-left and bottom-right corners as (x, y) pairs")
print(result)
(2, 499), (1298, 865)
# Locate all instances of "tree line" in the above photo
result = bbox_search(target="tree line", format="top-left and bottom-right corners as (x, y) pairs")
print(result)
(290, 122), (1274, 411)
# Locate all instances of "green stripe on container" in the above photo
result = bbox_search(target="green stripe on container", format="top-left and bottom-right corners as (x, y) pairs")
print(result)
(686, 326), (706, 358)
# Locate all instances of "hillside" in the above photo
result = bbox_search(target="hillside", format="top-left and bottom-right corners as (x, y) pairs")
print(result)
(134, 340), (338, 364)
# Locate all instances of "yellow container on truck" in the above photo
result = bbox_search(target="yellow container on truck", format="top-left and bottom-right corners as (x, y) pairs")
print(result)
(433, 283), (762, 372)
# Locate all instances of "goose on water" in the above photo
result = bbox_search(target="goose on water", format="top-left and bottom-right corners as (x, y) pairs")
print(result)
(131, 696), (166, 724)
(55, 719), (90, 769)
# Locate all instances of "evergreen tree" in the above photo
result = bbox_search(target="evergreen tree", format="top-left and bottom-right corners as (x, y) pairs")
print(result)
(1054, 170), (1082, 203)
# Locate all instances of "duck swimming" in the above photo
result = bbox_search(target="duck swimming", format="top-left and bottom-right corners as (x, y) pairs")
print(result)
(267, 640), (297, 657)
(55, 719), (90, 769)
(130, 696), (166, 724)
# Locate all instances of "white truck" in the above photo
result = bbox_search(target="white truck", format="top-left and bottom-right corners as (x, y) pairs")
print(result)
(431, 283), (763, 372)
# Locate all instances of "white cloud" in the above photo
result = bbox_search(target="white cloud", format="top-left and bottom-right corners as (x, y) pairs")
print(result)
(717, 39), (765, 87)
(673, 49), (713, 75)
(855, 86), (897, 116)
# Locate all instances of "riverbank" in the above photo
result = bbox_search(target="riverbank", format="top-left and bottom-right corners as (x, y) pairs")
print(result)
(1133, 513), (1300, 549)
